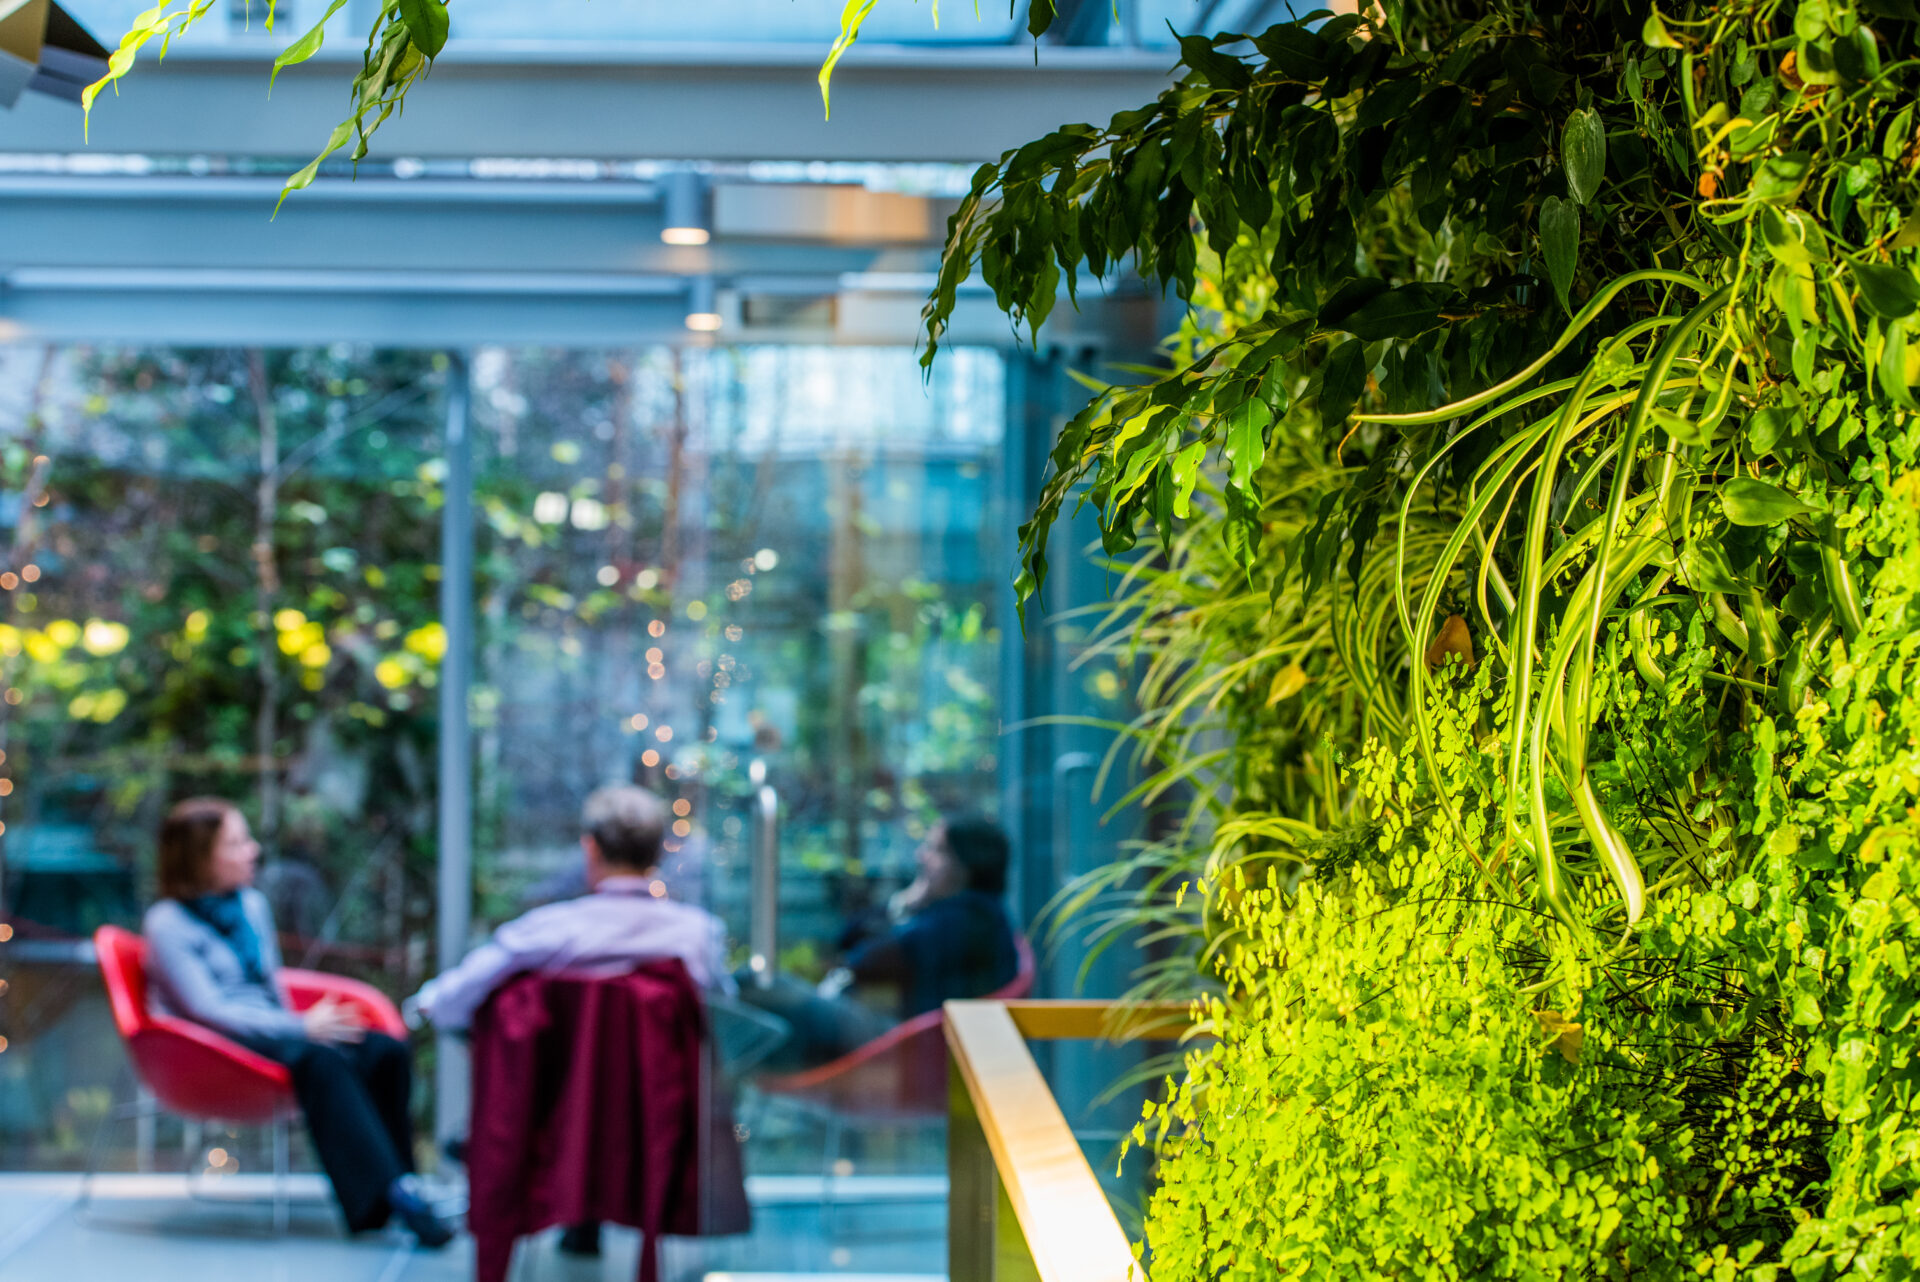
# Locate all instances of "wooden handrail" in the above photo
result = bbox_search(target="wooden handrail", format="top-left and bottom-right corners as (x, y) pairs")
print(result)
(943, 999), (1199, 1282)
(1000, 999), (1195, 1042)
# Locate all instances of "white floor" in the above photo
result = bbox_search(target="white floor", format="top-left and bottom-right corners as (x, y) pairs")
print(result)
(0, 1174), (949, 1282)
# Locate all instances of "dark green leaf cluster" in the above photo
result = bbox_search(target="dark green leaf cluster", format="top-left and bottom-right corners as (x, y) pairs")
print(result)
(949, 0), (1920, 1276)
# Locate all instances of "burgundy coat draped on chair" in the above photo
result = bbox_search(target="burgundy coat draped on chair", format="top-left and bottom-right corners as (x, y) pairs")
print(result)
(467, 961), (748, 1282)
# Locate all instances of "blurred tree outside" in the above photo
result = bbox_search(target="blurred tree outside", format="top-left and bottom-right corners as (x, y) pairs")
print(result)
(0, 339), (1008, 1166)
(0, 345), (451, 969)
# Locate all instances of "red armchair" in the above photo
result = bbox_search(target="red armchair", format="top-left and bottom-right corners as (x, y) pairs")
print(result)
(756, 933), (1036, 1120)
(88, 924), (406, 1229)
(751, 935), (1034, 1228)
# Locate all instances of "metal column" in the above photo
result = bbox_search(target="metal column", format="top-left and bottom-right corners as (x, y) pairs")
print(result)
(434, 353), (474, 1148)
(746, 758), (779, 988)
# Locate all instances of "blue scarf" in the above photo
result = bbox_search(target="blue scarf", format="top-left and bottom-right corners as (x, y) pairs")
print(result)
(182, 890), (269, 986)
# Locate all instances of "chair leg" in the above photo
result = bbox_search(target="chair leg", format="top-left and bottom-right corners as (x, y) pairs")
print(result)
(820, 1113), (843, 1245)
(134, 1086), (156, 1174)
(271, 1118), (291, 1237)
(78, 1069), (149, 1217)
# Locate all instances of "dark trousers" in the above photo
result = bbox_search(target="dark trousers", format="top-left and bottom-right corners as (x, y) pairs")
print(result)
(733, 972), (890, 1072)
(236, 1031), (416, 1232)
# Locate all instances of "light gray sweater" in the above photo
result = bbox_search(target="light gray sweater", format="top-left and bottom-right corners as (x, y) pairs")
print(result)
(142, 888), (306, 1042)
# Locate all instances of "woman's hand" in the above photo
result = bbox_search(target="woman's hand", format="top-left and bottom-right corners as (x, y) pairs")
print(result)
(302, 995), (368, 1044)
(889, 875), (933, 921)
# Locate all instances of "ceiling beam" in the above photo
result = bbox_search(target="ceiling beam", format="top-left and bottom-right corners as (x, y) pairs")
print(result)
(0, 42), (1174, 163)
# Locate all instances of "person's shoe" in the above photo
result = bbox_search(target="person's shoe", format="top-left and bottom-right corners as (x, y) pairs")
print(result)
(387, 1174), (456, 1250)
(557, 1222), (602, 1257)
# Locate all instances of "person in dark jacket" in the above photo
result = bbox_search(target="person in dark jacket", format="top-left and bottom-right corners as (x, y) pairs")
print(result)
(141, 797), (452, 1247)
(743, 814), (1020, 1070)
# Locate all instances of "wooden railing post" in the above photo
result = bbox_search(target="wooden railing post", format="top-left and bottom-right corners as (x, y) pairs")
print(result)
(948, 1048), (998, 1282)
(944, 1000), (1189, 1282)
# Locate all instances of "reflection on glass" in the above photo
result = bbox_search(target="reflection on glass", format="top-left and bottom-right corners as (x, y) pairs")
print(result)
(0, 344), (450, 1169)
(0, 340), (1007, 1198)
(469, 345), (1005, 981)
(469, 345), (1006, 1185)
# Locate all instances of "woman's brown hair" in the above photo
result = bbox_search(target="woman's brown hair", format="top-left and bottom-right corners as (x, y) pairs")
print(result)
(156, 797), (239, 900)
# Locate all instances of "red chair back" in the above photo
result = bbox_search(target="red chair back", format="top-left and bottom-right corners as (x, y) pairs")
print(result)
(1000, 932), (1037, 1000)
(757, 932), (1037, 1121)
(95, 925), (154, 1042)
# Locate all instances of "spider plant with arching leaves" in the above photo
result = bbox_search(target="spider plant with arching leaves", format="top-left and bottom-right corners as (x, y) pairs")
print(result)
(1384, 270), (1737, 934)
(1032, 352), (1472, 1018)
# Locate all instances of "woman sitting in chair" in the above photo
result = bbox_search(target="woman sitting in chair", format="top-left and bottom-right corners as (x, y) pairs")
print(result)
(142, 797), (453, 1248)
(742, 813), (1021, 1070)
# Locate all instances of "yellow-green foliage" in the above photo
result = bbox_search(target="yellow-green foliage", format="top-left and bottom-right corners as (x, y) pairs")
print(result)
(1720, 472), (1920, 1278)
(919, 0), (1920, 1272)
(1139, 659), (1829, 1280)
(1134, 478), (1920, 1278)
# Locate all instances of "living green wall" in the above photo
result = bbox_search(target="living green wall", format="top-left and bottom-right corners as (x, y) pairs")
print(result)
(925, 1), (1920, 1275)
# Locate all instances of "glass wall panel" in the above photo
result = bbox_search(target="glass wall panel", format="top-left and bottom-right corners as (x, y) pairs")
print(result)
(0, 343), (453, 1170)
(0, 337), (1011, 1213)
(468, 344), (1007, 1182)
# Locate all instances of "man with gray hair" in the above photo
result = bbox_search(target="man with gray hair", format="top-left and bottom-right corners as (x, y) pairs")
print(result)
(408, 784), (734, 1032)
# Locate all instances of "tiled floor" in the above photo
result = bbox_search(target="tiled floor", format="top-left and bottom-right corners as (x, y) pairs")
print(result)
(0, 1174), (948, 1282)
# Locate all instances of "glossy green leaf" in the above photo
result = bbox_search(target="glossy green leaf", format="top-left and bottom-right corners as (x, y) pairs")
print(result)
(1721, 477), (1818, 526)
(1539, 196), (1580, 315)
(1833, 26), (1882, 82)
(270, 0), (350, 90)
(1762, 207), (1826, 267)
(1654, 405), (1715, 448)
(1318, 339), (1368, 434)
(1223, 398), (1273, 493)
(396, 0), (448, 58)
(1748, 407), (1793, 456)
(1177, 34), (1251, 90)
(1169, 440), (1207, 519)
(1795, 0), (1831, 40)
(1562, 107), (1606, 205)
(275, 119), (356, 214)
(817, 0), (879, 118)
(1681, 537), (1745, 593)
(1880, 318), (1920, 411)
(1250, 24), (1331, 80)
(1642, 7), (1683, 47)
(1317, 278), (1390, 331)
(1339, 283), (1457, 341)
(1851, 262), (1920, 319)
(1755, 152), (1814, 203)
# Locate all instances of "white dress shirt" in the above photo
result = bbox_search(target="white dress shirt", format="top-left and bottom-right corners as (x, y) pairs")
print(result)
(412, 876), (735, 1031)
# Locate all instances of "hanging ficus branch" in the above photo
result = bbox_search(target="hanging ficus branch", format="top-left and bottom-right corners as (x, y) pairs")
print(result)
(85, 0), (452, 206)
(84, 0), (1071, 202)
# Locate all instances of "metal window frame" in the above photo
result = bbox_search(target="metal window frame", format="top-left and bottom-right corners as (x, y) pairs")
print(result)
(434, 353), (474, 1146)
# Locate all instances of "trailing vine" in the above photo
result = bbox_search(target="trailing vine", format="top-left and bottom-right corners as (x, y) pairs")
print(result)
(939, 0), (1920, 1275)
(931, 0), (1920, 927)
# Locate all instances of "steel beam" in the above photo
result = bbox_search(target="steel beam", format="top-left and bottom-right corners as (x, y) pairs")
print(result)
(0, 43), (1174, 162)
(433, 354), (474, 1150)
